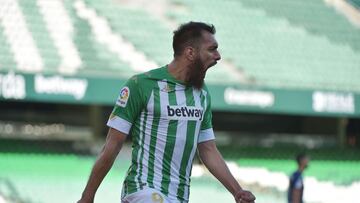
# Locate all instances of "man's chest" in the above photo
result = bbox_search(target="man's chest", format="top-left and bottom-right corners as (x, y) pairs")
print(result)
(145, 81), (205, 122)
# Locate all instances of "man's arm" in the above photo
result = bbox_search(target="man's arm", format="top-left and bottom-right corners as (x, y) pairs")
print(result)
(197, 140), (255, 203)
(78, 128), (127, 203)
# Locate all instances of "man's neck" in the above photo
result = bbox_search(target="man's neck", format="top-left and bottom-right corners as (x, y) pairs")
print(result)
(167, 59), (189, 83)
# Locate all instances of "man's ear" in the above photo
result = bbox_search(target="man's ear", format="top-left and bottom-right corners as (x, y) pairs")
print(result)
(184, 46), (196, 61)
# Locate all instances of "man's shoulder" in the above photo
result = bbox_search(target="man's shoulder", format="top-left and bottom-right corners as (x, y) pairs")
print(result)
(291, 171), (302, 180)
(128, 67), (164, 85)
(131, 66), (166, 82)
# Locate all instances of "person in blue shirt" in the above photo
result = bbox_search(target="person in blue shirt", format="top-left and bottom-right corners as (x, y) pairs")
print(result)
(288, 153), (309, 203)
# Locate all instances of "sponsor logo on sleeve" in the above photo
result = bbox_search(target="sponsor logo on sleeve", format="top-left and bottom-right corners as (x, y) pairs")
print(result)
(116, 87), (130, 107)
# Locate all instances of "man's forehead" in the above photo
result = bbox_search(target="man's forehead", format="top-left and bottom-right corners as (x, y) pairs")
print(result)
(201, 31), (218, 45)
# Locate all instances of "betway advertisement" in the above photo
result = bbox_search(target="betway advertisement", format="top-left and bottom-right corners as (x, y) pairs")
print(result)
(0, 71), (359, 117)
(0, 71), (122, 105)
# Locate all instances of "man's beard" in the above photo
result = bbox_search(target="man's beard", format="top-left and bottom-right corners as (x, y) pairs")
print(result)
(186, 57), (206, 89)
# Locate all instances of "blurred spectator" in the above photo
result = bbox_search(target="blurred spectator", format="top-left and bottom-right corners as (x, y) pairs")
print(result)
(288, 153), (310, 203)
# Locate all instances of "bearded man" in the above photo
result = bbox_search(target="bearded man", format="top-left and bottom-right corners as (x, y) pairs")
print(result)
(78, 21), (256, 203)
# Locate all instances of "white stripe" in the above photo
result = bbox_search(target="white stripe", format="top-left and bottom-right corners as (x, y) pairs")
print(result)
(0, 0), (43, 72)
(183, 88), (203, 199)
(152, 81), (170, 190)
(140, 91), (154, 184)
(198, 128), (215, 143)
(167, 84), (187, 199)
(198, 89), (215, 143)
(134, 110), (145, 189)
(202, 89), (208, 113)
(106, 115), (132, 134)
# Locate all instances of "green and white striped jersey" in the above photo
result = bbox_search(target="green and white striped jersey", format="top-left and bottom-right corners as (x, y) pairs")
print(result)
(107, 66), (215, 202)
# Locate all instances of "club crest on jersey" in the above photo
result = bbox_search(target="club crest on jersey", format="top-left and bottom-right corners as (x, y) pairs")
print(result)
(167, 105), (203, 121)
(116, 87), (130, 107)
(161, 84), (173, 93)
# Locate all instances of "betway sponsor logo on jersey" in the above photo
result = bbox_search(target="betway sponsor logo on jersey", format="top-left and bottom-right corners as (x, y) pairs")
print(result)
(167, 105), (203, 121)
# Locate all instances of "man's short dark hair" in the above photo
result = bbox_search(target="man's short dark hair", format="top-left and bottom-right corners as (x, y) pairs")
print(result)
(296, 153), (307, 165)
(173, 21), (216, 57)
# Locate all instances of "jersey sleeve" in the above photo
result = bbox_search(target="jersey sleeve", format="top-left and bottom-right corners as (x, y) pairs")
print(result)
(198, 90), (215, 143)
(107, 76), (143, 135)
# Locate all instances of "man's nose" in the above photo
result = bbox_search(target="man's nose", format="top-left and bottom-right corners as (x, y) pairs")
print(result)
(215, 51), (221, 61)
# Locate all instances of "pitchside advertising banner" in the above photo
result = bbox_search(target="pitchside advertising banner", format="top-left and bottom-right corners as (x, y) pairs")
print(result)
(211, 85), (360, 117)
(0, 71), (359, 118)
(0, 71), (121, 104)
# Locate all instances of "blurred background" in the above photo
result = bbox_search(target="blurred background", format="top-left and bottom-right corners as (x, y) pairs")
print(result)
(0, 0), (360, 202)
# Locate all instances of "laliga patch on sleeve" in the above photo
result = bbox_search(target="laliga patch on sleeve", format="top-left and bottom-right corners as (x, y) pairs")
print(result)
(116, 87), (130, 107)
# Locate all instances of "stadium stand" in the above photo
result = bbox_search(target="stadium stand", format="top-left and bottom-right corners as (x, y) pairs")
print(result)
(81, 0), (240, 83)
(0, 25), (17, 71)
(82, 0), (173, 65)
(166, 0), (360, 92)
(72, 0), (156, 75)
(17, 0), (61, 73)
(2, 0), (359, 91)
(0, 0), (137, 77)
(0, 0), (359, 89)
(0, 0), (44, 72)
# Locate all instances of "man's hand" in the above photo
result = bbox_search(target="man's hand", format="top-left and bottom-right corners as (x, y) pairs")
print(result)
(77, 194), (94, 203)
(235, 190), (256, 203)
(77, 198), (93, 203)
(197, 141), (256, 203)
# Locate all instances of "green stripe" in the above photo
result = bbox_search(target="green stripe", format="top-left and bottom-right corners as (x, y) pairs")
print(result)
(147, 87), (161, 187)
(201, 90), (206, 108)
(200, 90), (208, 130)
(160, 83), (178, 195)
(177, 87), (197, 199)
